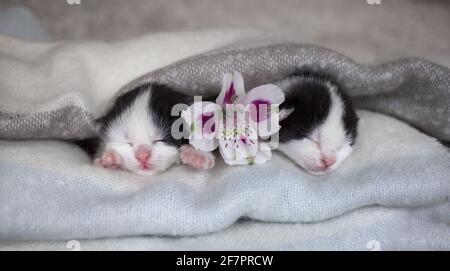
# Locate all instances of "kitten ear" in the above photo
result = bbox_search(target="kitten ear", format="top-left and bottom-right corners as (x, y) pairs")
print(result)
(279, 107), (295, 121)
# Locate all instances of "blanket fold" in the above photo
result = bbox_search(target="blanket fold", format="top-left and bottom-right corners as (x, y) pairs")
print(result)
(1, 40), (449, 142)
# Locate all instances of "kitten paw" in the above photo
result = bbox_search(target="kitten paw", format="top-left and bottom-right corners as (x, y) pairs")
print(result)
(179, 145), (215, 170)
(94, 150), (123, 170)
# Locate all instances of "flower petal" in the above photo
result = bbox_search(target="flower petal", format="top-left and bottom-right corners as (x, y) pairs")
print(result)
(220, 139), (255, 166)
(253, 142), (272, 164)
(181, 101), (221, 152)
(238, 84), (284, 137)
(218, 103), (260, 165)
(182, 101), (220, 134)
(238, 83), (285, 108)
(190, 138), (218, 152)
(252, 106), (282, 137)
(216, 71), (245, 106)
(222, 141), (270, 165)
(219, 138), (237, 164)
(235, 132), (258, 160)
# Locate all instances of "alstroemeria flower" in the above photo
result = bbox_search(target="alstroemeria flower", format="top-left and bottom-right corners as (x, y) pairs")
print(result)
(182, 71), (284, 165)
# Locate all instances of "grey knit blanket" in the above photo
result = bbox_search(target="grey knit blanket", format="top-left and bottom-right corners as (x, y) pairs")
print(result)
(1, 42), (449, 142)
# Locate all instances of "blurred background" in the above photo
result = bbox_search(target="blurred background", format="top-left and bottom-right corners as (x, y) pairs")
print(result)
(0, 0), (449, 66)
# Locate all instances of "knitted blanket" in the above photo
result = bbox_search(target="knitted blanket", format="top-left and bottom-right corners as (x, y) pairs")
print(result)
(0, 30), (449, 246)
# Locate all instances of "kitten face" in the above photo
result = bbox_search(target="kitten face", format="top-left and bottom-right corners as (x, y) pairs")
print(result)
(277, 71), (358, 175)
(278, 123), (354, 175)
(101, 141), (179, 176)
(96, 85), (181, 176)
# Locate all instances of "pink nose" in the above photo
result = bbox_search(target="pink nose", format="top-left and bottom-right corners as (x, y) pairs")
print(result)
(321, 152), (336, 167)
(135, 146), (151, 164)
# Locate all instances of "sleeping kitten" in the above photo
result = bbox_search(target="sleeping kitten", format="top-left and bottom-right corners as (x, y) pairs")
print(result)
(275, 70), (358, 175)
(90, 83), (215, 176)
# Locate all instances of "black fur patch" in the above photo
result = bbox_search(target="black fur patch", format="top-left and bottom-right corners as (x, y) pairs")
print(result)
(100, 83), (193, 147)
(148, 83), (193, 147)
(75, 85), (149, 156)
(279, 70), (358, 144)
(96, 84), (150, 135)
(78, 83), (194, 156)
(71, 137), (102, 159)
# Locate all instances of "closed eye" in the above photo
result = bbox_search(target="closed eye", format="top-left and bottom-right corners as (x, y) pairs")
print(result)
(120, 141), (132, 146)
(309, 138), (319, 144)
(154, 135), (170, 143)
(307, 130), (322, 146)
(306, 137), (319, 145)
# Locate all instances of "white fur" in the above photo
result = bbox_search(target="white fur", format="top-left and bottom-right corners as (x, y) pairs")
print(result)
(278, 83), (354, 175)
(99, 90), (180, 176)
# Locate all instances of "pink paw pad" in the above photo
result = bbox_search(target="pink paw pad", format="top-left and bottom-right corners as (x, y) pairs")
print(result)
(94, 150), (123, 170)
(179, 145), (215, 170)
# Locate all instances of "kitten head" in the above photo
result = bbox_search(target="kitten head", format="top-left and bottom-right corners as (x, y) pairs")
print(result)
(278, 72), (358, 175)
(96, 84), (185, 176)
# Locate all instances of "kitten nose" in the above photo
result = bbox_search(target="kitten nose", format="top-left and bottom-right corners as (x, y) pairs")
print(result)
(135, 146), (152, 163)
(321, 152), (336, 167)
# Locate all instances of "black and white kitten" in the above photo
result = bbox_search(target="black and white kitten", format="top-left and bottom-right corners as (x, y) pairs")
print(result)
(83, 71), (358, 176)
(276, 71), (358, 175)
(90, 83), (215, 176)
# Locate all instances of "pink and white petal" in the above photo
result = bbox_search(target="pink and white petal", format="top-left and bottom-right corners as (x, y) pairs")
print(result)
(181, 101), (220, 152)
(239, 84), (284, 129)
(218, 138), (237, 163)
(238, 84), (285, 108)
(220, 137), (260, 166)
(216, 71), (246, 106)
(221, 140), (252, 166)
(224, 156), (251, 166)
(253, 142), (272, 164)
(189, 138), (218, 152)
(182, 101), (221, 138)
(252, 109), (282, 138)
(235, 142), (257, 161)
(182, 101), (219, 125)
(235, 133), (258, 160)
